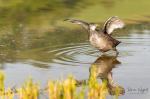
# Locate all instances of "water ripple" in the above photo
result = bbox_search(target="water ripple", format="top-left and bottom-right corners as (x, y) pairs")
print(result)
(48, 42), (99, 66)
(47, 33), (150, 66)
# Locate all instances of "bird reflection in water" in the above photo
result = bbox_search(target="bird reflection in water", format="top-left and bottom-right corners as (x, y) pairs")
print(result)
(76, 55), (125, 96)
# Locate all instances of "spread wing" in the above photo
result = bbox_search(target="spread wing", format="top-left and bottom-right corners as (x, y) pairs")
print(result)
(103, 16), (125, 35)
(64, 19), (90, 30)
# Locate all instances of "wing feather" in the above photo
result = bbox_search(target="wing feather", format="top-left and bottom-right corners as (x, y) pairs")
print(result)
(103, 16), (125, 34)
(64, 19), (89, 30)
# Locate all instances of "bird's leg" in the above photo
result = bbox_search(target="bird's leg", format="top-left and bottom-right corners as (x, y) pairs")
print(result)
(113, 48), (119, 56)
(99, 49), (105, 55)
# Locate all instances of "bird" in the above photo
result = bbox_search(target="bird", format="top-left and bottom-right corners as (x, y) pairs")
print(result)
(64, 16), (125, 56)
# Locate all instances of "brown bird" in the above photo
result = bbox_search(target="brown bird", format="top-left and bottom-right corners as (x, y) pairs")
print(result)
(65, 16), (125, 56)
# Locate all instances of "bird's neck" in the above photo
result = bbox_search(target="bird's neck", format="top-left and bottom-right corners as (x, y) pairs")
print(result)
(89, 25), (96, 31)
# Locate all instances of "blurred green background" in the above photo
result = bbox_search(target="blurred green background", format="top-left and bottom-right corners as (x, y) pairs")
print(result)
(0, 0), (150, 63)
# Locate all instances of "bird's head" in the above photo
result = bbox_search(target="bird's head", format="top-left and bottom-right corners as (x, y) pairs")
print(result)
(89, 23), (99, 31)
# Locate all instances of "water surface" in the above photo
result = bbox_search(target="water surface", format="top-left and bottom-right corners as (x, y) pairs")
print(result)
(0, 0), (150, 99)
(0, 23), (150, 99)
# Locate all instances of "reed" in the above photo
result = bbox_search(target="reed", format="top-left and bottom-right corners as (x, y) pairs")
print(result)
(0, 68), (119, 99)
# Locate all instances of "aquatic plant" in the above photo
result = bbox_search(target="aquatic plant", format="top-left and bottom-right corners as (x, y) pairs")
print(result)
(88, 65), (108, 99)
(0, 71), (5, 99)
(0, 71), (5, 92)
(0, 68), (120, 99)
(17, 78), (39, 99)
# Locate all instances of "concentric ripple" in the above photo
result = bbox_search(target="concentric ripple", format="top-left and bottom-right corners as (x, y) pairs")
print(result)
(48, 42), (100, 66)
(47, 32), (150, 66)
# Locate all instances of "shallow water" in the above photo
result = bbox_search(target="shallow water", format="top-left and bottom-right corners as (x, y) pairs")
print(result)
(0, 0), (150, 98)
(0, 22), (150, 99)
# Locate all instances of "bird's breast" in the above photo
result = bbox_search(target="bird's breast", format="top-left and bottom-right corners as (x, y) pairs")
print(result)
(89, 33), (108, 49)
